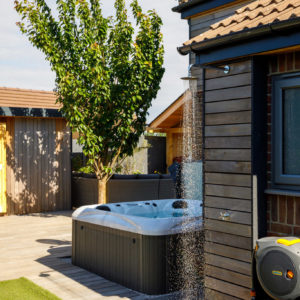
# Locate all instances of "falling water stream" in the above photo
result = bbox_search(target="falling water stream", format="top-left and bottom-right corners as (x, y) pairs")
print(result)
(182, 78), (203, 200)
(166, 77), (204, 299)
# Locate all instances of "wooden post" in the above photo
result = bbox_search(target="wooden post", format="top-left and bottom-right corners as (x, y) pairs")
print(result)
(166, 133), (173, 169)
(0, 122), (6, 214)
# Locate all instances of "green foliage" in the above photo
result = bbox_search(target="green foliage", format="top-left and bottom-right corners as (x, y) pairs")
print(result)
(78, 165), (94, 174)
(15, 0), (164, 182)
(133, 170), (142, 174)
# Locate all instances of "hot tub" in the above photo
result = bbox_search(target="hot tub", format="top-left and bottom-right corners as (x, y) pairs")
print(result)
(72, 199), (203, 295)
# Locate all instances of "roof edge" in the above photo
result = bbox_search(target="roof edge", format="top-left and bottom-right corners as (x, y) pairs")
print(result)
(178, 17), (300, 56)
(0, 86), (55, 94)
(148, 92), (185, 128)
(172, 0), (208, 13)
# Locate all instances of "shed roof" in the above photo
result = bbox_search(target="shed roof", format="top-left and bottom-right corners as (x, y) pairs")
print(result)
(183, 0), (300, 46)
(148, 93), (185, 131)
(0, 87), (60, 110)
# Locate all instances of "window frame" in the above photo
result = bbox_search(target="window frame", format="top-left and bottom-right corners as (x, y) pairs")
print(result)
(272, 72), (300, 189)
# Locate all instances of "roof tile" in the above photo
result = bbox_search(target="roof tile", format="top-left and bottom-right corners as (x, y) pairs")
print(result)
(0, 87), (60, 110)
(184, 0), (300, 46)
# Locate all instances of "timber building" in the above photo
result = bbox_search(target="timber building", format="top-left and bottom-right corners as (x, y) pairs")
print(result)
(148, 93), (184, 169)
(0, 87), (71, 215)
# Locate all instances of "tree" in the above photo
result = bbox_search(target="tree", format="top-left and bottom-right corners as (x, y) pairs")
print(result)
(15, 0), (164, 203)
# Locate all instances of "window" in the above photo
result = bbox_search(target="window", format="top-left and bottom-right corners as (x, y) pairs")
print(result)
(273, 73), (300, 189)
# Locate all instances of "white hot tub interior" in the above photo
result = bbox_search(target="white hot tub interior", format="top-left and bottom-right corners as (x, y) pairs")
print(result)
(72, 199), (202, 236)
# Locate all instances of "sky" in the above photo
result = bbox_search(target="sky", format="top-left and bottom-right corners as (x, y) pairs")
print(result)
(0, 0), (188, 122)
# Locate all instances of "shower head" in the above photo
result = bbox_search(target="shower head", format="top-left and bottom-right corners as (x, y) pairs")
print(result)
(183, 63), (230, 79)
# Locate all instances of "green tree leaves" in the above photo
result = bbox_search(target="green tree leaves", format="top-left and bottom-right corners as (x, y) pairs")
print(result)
(15, 0), (164, 202)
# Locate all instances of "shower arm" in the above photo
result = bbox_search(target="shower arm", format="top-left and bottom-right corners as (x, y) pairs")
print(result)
(188, 63), (230, 76)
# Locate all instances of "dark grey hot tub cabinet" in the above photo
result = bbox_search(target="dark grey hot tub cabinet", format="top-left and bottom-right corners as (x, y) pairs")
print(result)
(72, 219), (202, 295)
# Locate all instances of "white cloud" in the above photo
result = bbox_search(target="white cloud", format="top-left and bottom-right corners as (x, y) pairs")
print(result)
(0, 0), (188, 121)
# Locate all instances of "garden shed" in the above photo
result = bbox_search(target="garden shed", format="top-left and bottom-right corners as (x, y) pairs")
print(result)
(0, 87), (71, 215)
(148, 93), (184, 168)
(173, 0), (300, 299)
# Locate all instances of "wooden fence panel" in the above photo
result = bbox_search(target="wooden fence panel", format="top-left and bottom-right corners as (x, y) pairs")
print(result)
(0, 122), (6, 214)
(204, 60), (253, 298)
(205, 230), (252, 250)
(205, 288), (241, 300)
(205, 124), (251, 137)
(206, 73), (251, 91)
(205, 136), (251, 149)
(205, 161), (251, 174)
(205, 243), (252, 263)
(206, 265), (251, 287)
(205, 111), (251, 125)
(205, 219), (251, 237)
(205, 207), (251, 225)
(205, 173), (251, 187)
(205, 196), (252, 212)
(205, 277), (251, 299)
(206, 184), (251, 200)
(206, 86), (251, 102)
(205, 98), (251, 114)
(205, 149), (251, 161)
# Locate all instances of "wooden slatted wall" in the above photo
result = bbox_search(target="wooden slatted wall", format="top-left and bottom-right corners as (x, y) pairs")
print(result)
(55, 119), (71, 211)
(5, 118), (71, 215)
(204, 60), (252, 300)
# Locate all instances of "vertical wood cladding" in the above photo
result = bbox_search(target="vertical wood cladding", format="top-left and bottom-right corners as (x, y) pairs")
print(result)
(73, 220), (190, 295)
(204, 60), (252, 299)
(5, 117), (71, 215)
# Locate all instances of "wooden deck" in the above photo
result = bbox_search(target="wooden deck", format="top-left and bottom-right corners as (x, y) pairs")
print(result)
(0, 211), (151, 300)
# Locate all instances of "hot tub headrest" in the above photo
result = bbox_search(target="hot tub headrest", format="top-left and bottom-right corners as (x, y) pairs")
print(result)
(96, 205), (111, 212)
(172, 200), (188, 209)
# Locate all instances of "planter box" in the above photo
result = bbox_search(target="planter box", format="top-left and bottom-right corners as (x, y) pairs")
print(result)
(72, 175), (176, 207)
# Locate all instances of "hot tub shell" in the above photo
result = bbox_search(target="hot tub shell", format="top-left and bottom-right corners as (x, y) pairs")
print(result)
(72, 200), (203, 295)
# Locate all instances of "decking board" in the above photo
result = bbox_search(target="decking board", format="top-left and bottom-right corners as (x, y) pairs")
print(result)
(0, 211), (146, 300)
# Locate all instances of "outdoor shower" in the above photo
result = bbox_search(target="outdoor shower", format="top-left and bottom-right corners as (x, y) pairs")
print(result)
(182, 63), (230, 81)
(172, 62), (231, 298)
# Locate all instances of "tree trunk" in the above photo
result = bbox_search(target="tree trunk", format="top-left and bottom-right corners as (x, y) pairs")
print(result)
(97, 178), (107, 204)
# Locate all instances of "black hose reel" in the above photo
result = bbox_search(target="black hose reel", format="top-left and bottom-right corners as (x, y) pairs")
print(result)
(254, 237), (300, 300)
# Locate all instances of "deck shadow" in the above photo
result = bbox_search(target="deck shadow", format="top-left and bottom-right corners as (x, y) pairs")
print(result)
(36, 242), (203, 300)
(36, 239), (71, 246)
(35, 244), (144, 299)
(29, 210), (73, 218)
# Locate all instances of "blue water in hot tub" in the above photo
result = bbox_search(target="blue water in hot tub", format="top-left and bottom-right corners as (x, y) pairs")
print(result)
(96, 200), (202, 219)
